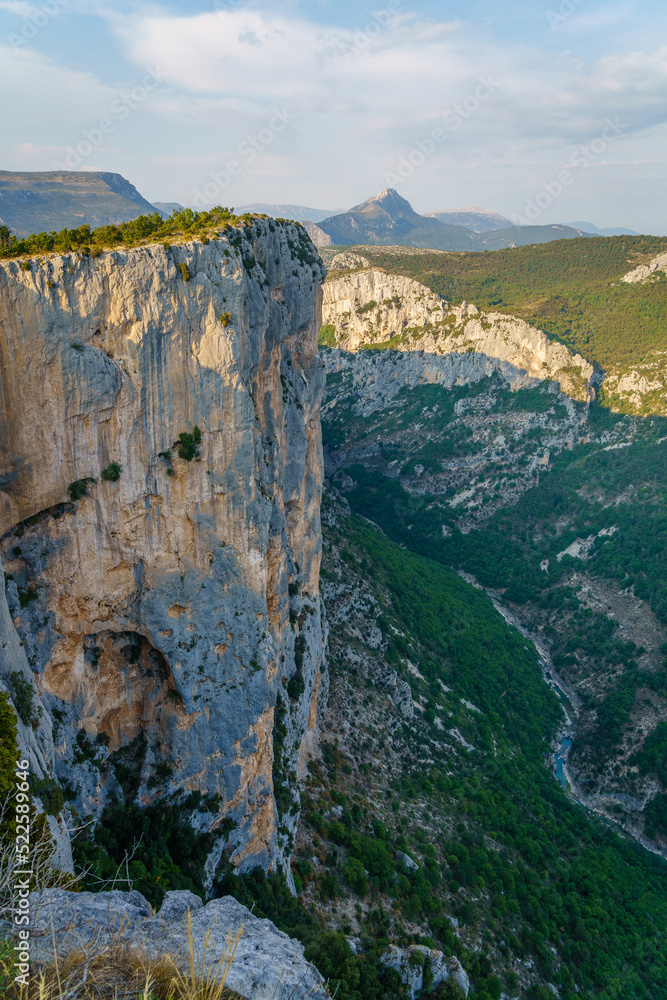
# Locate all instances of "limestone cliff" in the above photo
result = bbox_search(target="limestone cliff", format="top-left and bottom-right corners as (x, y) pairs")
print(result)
(0, 219), (327, 878)
(600, 351), (667, 416)
(322, 268), (594, 402)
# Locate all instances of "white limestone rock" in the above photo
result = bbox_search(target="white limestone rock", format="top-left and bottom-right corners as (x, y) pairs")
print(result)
(29, 889), (329, 1000)
(381, 944), (470, 998)
(322, 269), (594, 403)
(621, 252), (667, 283)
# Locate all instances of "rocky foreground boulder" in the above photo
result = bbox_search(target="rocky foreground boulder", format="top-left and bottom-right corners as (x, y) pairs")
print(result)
(28, 889), (329, 1000)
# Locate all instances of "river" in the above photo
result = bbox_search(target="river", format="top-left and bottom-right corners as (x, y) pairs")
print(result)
(457, 571), (581, 793)
(457, 571), (667, 861)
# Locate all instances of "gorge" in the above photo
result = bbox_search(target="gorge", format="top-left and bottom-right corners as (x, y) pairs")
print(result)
(2, 218), (667, 1000)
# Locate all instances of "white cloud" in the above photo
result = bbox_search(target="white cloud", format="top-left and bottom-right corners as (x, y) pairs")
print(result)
(3, 1), (667, 230)
(0, 44), (116, 125)
(101, 6), (667, 145)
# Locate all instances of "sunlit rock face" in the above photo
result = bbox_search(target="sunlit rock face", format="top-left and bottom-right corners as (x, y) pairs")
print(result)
(322, 268), (594, 402)
(0, 220), (327, 877)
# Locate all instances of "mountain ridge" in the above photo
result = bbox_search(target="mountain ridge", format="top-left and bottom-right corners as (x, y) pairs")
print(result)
(0, 170), (158, 236)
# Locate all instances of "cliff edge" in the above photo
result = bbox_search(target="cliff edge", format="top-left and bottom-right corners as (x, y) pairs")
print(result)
(0, 218), (327, 880)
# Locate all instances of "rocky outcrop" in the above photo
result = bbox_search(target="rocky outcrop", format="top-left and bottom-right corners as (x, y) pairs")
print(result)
(621, 252), (667, 283)
(322, 269), (594, 402)
(330, 251), (371, 271)
(0, 220), (327, 876)
(600, 351), (667, 415)
(27, 888), (329, 1000)
(322, 268), (447, 347)
(381, 944), (470, 999)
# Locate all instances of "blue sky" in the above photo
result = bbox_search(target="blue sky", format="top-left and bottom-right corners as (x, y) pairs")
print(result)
(1, 0), (667, 232)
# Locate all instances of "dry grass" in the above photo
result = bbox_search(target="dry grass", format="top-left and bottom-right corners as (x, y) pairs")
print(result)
(0, 914), (244, 1000)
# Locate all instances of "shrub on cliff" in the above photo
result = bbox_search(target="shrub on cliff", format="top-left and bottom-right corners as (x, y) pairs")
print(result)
(32, 776), (64, 816)
(0, 692), (17, 835)
(8, 672), (41, 728)
(74, 797), (213, 908)
(68, 477), (95, 502)
(318, 324), (337, 348)
(101, 462), (122, 482)
(177, 426), (202, 461)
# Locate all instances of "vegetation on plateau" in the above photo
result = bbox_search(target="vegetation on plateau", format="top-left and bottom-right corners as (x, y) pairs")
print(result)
(0, 206), (291, 261)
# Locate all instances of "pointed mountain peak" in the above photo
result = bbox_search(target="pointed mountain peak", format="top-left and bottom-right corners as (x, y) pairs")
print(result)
(350, 188), (416, 216)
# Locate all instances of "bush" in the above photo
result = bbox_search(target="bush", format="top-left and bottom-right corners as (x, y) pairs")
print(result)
(68, 477), (95, 502)
(318, 324), (337, 348)
(342, 857), (368, 896)
(8, 672), (41, 728)
(179, 262), (191, 282)
(219, 312), (232, 327)
(101, 462), (122, 482)
(304, 932), (360, 994)
(18, 588), (38, 609)
(526, 987), (555, 1000)
(0, 692), (17, 833)
(287, 669), (305, 700)
(433, 981), (466, 1000)
(483, 974), (503, 1000)
(177, 427), (201, 461)
(74, 796), (213, 907)
(318, 871), (339, 900)
(32, 776), (64, 816)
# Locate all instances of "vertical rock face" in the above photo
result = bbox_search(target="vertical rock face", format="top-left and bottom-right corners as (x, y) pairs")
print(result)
(0, 220), (327, 876)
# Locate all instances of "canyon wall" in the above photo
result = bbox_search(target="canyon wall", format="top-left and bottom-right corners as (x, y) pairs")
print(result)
(322, 268), (594, 402)
(0, 220), (327, 878)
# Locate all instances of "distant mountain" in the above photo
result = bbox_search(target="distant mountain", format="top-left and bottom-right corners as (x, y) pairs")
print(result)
(0, 171), (158, 236)
(474, 224), (600, 250)
(425, 206), (513, 232)
(565, 220), (639, 237)
(235, 202), (342, 224)
(152, 201), (184, 218)
(317, 189), (473, 251)
(314, 189), (599, 253)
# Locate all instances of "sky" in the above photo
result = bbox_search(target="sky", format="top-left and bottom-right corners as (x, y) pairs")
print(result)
(1, 0), (667, 232)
